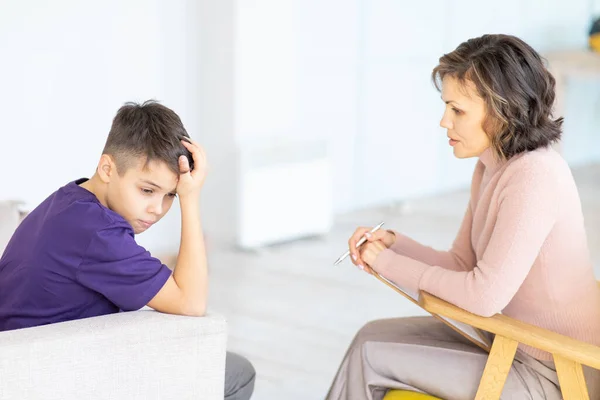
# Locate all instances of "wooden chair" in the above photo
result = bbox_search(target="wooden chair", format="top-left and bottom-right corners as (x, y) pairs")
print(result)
(383, 284), (600, 399)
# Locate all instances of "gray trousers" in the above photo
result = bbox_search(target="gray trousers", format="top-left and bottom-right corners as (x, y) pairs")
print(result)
(225, 352), (255, 400)
(325, 317), (568, 400)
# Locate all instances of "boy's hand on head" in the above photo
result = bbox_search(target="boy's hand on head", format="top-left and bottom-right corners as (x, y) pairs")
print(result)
(177, 139), (208, 199)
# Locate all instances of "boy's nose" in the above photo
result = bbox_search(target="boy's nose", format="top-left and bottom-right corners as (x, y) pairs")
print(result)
(148, 202), (163, 216)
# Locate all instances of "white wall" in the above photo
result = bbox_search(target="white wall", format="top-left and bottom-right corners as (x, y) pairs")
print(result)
(194, 0), (238, 245)
(233, 0), (356, 246)
(593, 0), (600, 17)
(354, 0), (450, 210)
(2, 0), (600, 252)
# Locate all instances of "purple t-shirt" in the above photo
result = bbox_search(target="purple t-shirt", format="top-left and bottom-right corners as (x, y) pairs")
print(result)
(0, 178), (172, 331)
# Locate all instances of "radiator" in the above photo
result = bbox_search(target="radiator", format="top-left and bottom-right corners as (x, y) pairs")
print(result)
(236, 139), (333, 249)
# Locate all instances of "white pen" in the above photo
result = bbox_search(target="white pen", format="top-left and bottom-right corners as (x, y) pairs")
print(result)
(333, 222), (385, 266)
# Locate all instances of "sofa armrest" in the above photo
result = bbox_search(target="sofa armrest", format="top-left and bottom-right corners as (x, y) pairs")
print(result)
(0, 310), (227, 400)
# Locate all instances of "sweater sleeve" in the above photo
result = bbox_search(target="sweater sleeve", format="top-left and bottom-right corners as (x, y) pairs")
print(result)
(373, 164), (559, 317)
(388, 203), (476, 272)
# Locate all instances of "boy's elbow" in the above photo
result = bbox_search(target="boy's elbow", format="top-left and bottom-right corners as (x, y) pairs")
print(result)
(146, 279), (207, 316)
(182, 300), (206, 317)
(185, 307), (206, 317)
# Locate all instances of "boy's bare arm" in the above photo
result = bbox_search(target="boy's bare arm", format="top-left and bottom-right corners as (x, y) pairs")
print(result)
(148, 140), (208, 316)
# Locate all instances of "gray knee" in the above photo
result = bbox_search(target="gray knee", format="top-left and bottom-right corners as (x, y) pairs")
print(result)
(354, 316), (432, 345)
(225, 352), (256, 400)
(353, 319), (389, 343)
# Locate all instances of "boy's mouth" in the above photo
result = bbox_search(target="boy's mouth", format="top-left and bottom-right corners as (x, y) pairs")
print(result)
(138, 220), (155, 229)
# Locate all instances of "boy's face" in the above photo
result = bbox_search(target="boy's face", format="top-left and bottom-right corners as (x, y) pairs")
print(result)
(105, 157), (179, 234)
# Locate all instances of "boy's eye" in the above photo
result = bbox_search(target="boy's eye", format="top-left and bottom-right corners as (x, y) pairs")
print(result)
(167, 193), (177, 198)
(141, 188), (153, 195)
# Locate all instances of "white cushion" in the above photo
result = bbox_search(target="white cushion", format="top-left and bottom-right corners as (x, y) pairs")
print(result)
(0, 200), (22, 254)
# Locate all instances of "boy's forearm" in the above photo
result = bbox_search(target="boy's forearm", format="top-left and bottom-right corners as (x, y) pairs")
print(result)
(173, 195), (208, 314)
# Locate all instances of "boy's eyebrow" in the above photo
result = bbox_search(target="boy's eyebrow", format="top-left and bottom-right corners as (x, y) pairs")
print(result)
(139, 179), (177, 193)
(140, 179), (163, 190)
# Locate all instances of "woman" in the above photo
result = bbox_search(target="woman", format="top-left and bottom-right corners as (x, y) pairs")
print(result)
(326, 34), (600, 399)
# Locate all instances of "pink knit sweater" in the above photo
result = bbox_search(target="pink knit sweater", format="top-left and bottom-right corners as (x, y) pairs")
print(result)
(374, 146), (600, 360)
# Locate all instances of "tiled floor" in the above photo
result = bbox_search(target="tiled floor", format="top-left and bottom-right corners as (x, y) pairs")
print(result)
(207, 163), (600, 400)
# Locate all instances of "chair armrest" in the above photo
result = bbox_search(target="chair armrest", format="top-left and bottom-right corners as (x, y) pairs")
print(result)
(0, 310), (227, 400)
(418, 291), (600, 369)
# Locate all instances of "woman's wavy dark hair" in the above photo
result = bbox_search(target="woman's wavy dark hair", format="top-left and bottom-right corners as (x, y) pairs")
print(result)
(432, 34), (562, 160)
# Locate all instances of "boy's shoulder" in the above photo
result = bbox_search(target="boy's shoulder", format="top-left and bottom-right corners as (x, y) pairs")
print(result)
(2, 179), (138, 274)
(26, 179), (132, 240)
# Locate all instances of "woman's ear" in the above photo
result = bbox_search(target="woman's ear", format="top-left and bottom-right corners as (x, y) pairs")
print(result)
(482, 111), (504, 138)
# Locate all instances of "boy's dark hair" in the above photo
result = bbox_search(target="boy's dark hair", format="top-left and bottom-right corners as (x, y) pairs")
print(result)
(432, 34), (562, 161)
(102, 100), (193, 176)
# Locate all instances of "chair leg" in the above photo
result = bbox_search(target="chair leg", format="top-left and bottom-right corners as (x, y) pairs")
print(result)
(553, 355), (589, 400)
(475, 335), (518, 400)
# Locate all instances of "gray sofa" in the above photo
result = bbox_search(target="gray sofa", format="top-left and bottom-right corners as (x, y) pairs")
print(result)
(0, 201), (227, 400)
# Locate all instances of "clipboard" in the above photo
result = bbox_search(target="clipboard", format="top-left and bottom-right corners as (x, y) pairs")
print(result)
(372, 271), (492, 352)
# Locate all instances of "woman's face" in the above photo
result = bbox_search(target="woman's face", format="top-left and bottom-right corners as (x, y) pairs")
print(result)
(440, 76), (491, 158)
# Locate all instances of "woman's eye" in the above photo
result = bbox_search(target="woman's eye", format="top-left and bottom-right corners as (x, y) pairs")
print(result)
(167, 193), (177, 198)
(452, 108), (462, 114)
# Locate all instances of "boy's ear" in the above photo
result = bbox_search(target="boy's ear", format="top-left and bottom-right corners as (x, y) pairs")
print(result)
(97, 154), (116, 183)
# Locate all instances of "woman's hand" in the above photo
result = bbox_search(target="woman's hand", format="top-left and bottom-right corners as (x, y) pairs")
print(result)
(348, 227), (396, 271)
(358, 240), (387, 274)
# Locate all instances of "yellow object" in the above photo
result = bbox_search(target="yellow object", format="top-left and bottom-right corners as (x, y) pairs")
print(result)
(590, 33), (600, 53)
(383, 390), (441, 400)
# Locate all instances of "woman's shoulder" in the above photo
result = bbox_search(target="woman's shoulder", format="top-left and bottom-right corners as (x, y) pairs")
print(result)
(498, 146), (573, 195)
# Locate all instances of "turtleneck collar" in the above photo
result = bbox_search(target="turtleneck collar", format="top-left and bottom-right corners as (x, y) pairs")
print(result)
(478, 147), (504, 174)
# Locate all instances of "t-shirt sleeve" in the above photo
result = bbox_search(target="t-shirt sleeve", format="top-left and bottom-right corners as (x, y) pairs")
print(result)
(76, 224), (172, 311)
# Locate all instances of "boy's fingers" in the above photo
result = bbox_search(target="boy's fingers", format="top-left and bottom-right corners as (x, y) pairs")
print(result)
(181, 139), (201, 153)
(183, 137), (200, 148)
(184, 138), (205, 159)
(181, 139), (198, 154)
(181, 140), (207, 172)
(187, 142), (205, 165)
(179, 155), (190, 174)
(190, 148), (207, 177)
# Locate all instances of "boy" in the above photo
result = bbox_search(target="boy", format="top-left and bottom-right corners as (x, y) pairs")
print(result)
(0, 101), (255, 400)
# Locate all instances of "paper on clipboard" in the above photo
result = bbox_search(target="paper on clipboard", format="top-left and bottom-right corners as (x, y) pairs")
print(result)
(373, 272), (491, 352)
